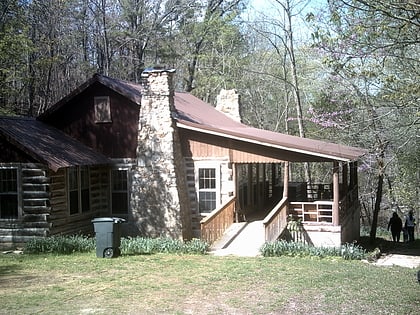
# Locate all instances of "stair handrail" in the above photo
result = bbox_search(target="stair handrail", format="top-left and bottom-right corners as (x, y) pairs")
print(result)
(263, 197), (288, 242)
(200, 196), (236, 245)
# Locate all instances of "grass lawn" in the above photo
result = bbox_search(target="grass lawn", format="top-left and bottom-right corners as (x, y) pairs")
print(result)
(1, 252), (419, 315)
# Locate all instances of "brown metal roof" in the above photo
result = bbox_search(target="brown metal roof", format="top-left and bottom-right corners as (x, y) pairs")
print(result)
(38, 73), (367, 163)
(174, 92), (367, 162)
(38, 74), (143, 120)
(0, 116), (111, 171)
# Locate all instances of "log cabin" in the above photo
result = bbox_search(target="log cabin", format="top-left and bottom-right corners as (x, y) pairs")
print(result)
(0, 68), (366, 249)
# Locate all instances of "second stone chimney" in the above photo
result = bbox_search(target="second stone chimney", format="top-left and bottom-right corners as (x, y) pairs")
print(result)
(215, 89), (242, 123)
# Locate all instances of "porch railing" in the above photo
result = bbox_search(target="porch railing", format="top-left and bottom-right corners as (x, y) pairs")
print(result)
(200, 196), (236, 244)
(289, 201), (333, 223)
(263, 197), (288, 242)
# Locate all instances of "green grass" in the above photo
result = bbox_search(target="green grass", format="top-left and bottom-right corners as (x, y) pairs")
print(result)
(1, 252), (419, 314)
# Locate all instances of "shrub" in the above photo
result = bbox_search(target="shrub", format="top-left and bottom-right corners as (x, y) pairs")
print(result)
(24, 235), (209, 256)
(120, 237), (209, 255)
(183, 238), (209, 254)
(24, 235), (95, 254)
(120, 237), (158, 255)
(340, 242), (366, 260)
(260, 240), (366, 260)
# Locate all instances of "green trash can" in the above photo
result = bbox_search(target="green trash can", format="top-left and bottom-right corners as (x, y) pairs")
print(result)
(91, 217), (125, 258)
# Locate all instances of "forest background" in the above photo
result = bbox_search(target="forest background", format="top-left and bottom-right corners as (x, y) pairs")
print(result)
(0, 0), (418, 240)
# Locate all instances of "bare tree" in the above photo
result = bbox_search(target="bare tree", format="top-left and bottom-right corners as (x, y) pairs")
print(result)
(179, 0), (243, 93)
(251, 0), (312, 182)
(312, 0), (419, 241)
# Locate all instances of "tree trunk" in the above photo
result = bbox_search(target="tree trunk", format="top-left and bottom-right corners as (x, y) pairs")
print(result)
(284, 0), (311, 184)
(370, 160), (384, 243)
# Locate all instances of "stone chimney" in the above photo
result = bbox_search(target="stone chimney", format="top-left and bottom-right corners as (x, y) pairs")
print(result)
(130, 68), (192, 240)
(215, 89), (242, 123)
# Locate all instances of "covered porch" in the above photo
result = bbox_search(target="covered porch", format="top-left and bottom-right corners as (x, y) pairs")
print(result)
(201, 159), (361, 248)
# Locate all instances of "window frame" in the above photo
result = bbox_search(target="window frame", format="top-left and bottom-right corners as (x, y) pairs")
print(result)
(195, 161), (220, 214)
(94, 96), (112, 123)
(67, 166), (91, 215)
(110, 168), (129, 215)
(0, 167), (20, 220)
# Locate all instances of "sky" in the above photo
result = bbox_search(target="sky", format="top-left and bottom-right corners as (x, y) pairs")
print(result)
(244, 0), (327, 41)
(248, 0), (325, 12)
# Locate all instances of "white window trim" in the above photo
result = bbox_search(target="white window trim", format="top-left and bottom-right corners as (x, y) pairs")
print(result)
(194, 161), (221, 214)
(67, 166), (91, 215)
(94, 96), (112, 123)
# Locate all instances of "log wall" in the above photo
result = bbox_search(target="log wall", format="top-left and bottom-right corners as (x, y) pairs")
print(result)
(0, 163), (110, 249)
(49, 166), (109, 236)
(0, 163), (50, 248)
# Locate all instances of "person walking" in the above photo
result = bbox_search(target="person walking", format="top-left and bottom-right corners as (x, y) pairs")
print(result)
(387, 212), (403, 242)
(405, 210), (416, 242)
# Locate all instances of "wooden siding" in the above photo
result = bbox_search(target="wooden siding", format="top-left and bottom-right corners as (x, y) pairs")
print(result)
(230, 150), (283, 164)
(90, 167), (110, 215)
(184, 158), (200, 237)
(41, 83), (140, 159)
(183, 136), (230, 157)
(0, 162), (114, 248)
(49, 166), (109, 236)
(339, 185), (361, 243)
(180, 129), (283, 163)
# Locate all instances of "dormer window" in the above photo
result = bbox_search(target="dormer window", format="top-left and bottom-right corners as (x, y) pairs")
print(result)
(94, 96), (111, 123)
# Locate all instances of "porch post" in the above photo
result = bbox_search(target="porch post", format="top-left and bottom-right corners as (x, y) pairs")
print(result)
(333, 161), (340, 226)
(247, 164), (252, 207)
(234, 163), (239, 222)
(283, 162), (289, 198)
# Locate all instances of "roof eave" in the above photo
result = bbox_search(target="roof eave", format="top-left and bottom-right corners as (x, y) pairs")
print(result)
(96, 75), (142, 105)
(176, 121), (365, 162)
(38, 75), (99, 120)
(0, 119), (112, 172)
(38, 74), (142, 121)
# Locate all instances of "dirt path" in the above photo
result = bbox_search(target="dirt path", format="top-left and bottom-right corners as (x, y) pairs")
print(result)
(374, 253), (420, 268)
(369, 239), (420, 269)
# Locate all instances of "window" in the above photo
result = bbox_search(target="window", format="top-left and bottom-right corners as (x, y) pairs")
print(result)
(196, 164), (219, 213)
(80, 167), (90, 213)
(111, 169), (128, 214)
(68, 168), (78, 215)
(0, 168), (18, 219)
(94, 96), (111, 123)
(68, 167), (90, 215)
